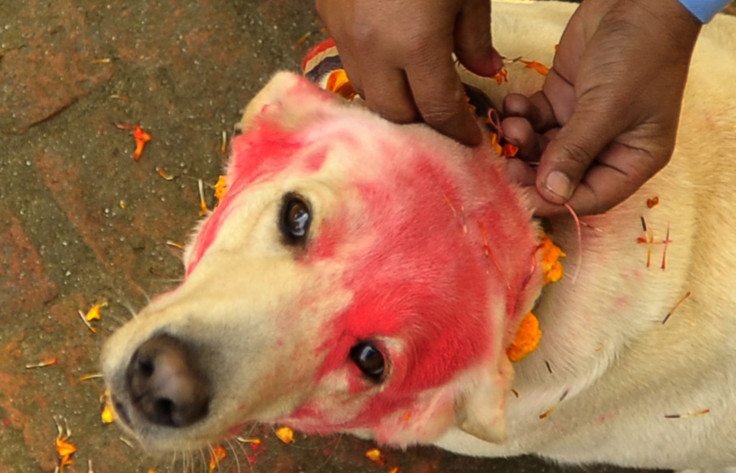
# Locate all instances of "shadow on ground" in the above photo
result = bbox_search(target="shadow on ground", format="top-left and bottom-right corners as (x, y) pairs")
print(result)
(5, 0), (724, 472)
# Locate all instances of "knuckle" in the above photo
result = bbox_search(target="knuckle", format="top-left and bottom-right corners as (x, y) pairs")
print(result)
(418, 89), (466, 127)
(558, 140), (596, 168)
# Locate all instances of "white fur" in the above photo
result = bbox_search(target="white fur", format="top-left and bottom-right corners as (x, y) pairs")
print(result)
(435, 3), (736, 472)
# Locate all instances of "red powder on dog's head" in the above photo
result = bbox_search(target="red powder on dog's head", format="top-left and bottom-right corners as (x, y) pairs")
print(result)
(303, 139), (541, 434)
(186, 120), (327, 275)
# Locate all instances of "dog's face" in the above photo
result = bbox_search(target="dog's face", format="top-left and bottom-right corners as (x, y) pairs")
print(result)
(101, 72), (543, 452)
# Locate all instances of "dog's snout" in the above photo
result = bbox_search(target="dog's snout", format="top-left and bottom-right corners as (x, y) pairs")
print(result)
(125, 334), (211, 428)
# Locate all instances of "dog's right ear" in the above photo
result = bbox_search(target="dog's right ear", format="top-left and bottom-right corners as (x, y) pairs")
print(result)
(237, 71), (340, 134)
(455, 356), (513, 444)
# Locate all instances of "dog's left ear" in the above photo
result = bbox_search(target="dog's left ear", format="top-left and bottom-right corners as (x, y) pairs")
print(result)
(237, 71), (340, 134)
(455, 357), (513, 443)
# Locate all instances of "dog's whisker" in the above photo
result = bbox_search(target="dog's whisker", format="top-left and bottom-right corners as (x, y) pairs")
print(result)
(117, 299), (140, 320)
(225, 438), (242, 473)
(118, 436), (135, 449)
(199, 447), (209, 473)
(106, 313), (135, 328)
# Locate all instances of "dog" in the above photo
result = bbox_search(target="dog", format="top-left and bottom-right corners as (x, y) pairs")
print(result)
(101, 2), (736, 471)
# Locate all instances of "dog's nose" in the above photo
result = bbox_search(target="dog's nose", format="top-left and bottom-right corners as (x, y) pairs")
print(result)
(125, 334), (211, 428)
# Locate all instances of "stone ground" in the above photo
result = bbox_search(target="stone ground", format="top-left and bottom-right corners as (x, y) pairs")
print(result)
(2, 1), (733, 473)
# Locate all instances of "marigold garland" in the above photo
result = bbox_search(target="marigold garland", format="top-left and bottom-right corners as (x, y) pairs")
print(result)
(506, 232), (565, 362)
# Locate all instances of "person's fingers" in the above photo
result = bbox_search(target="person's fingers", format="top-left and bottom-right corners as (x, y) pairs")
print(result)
(504, 158), (537, 188)
(529, 144), (659, 217)
(504, 159), (569, 217)
(534, 84), (628, 205)
(359, 65), (419, 124)
(406, 54), (483, 146)
(454, 0), (503, 76)
(503, 92), (559, 131)
(501, 116), (545, 161)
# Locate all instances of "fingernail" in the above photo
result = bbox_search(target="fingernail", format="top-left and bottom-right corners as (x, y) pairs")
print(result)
(543, 171), (572, 201)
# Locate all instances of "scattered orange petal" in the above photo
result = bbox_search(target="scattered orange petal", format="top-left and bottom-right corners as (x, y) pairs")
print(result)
(647, 196), (660, 208)
(101, 389), (115, 424)
(365, 448), (385, 465)
(520, 59), (549, 76)
(25, 357), (57, 369)
(157, 167), (175, 181)
(78, 373), (103, 381)
(297, 31), (313, 45)
(275, 426), (294, 444)
(491, 67), (508, 85)
(85, 302), (107, 321)
(132, 126), (152, 161)
(221, 131), (228, 153)
(55, 420), (77, 473)
(166, 240), (186, 251)
(209, 446), (227, 471)
(665, 408), (710, 419)
(214, 175), (228, 204)
(502, 142), (519, 158)
(110, 94), (131, 103)
(198, 179), (210, 217)
(56, 437), (77, 457)
(78, 310), (98, 334)
(539, 390), (569, 420)
(388, 467), (400, 473)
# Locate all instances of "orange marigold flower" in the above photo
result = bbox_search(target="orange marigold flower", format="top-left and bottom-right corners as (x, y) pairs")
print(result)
(539, 233), (566, 285)
(507, 312), (542, 362)
(326, 69), (357, 99)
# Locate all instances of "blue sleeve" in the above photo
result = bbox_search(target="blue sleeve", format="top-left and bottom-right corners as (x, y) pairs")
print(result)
(678, 0), (731, 22)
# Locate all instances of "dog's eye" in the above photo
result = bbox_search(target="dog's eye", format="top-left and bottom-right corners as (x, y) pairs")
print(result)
(349, 342), (385, 382)
(280, 194), (311, 244)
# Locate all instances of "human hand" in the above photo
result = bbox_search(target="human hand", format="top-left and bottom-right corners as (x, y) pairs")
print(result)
(501, 0), (702, 216)
(315, 0), (503, 146)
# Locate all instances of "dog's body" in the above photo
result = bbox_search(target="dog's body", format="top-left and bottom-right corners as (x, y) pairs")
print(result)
(102, 2), (736, 471)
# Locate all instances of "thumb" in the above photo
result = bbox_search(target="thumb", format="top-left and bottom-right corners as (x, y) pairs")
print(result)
(454, 0), (503, 76)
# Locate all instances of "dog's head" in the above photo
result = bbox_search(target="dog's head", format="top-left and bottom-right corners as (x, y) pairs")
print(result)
(101, 72), (543, 452)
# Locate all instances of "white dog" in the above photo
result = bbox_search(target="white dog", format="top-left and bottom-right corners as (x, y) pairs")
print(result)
(101, 2), (736, 471)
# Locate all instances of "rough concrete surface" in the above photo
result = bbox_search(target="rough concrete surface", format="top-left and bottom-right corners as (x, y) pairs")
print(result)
(2, 1), (731, 472)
